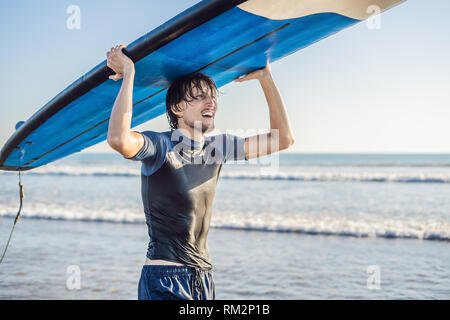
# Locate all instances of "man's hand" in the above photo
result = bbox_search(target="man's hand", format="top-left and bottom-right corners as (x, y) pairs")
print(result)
(106, 45), (135, 81)
(233, 64), (271, 83)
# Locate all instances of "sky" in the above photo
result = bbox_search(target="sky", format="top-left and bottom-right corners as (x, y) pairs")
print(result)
(0, 0), (449, 154)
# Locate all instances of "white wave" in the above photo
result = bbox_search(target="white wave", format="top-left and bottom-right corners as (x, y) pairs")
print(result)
(211, 212), (450, 241)
(1, 165), (450, 183)
(0, 204), (143, 224)
(1, 165), (141, 177)
(1, 207), (448, 241)
(219, 171), (450, 183)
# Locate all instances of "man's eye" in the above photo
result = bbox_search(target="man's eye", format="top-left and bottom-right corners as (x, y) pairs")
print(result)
(195, 93), (215, 101)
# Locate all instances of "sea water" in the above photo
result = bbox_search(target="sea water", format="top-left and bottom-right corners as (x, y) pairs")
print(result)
(0, 153), (449, 299)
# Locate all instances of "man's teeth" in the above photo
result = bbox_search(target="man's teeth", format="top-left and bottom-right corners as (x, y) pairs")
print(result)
(202, 112), (213, 117)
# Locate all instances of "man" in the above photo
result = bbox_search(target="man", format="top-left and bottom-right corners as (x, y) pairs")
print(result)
(106, 44), (295, 300)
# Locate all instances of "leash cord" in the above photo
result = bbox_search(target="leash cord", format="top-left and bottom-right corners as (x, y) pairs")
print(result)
(0, 170), (24, 264)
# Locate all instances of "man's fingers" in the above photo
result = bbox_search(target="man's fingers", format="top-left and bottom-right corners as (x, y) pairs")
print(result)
(113, 44), (126, 51)
(107, 44), (127, 56)
(234, 74), (251, 82)
(109, 73), (123, 81)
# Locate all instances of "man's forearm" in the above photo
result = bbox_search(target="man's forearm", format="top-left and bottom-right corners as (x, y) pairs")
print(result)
(107, 68), (136, 147)
(259, 73), (295, 148)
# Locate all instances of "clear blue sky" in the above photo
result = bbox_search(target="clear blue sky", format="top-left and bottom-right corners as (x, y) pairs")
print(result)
(1, 0), (449, 154)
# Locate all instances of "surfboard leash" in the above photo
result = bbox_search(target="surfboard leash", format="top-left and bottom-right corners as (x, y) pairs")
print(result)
(0, 170), (24, 264)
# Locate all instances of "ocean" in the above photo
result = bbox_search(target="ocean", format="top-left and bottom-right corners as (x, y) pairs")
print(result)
(0, 152), (449, 299)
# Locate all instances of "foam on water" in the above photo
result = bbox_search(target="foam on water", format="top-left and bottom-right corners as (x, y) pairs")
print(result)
(2, 165), (450, 183)
(1, 206), (448, 241)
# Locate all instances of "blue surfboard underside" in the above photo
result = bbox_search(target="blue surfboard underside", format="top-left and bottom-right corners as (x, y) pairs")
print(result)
(1, 2), (358, 170)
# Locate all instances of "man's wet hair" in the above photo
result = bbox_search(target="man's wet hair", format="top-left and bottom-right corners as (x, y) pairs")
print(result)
(166, 72), (218, 129)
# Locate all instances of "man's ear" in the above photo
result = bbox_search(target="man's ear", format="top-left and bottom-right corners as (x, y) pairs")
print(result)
(171, 103), (184, 118)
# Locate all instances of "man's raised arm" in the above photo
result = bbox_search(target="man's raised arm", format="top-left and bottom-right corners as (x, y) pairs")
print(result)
(106, 44), (144, 158)
(234, 63), (295, 160)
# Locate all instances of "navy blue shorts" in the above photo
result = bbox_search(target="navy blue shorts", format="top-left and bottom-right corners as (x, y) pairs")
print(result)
(138, 265), (215, 300)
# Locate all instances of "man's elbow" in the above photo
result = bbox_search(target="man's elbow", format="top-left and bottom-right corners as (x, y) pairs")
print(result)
(107, 136), (125, 152)
(279, 136), (295, 151)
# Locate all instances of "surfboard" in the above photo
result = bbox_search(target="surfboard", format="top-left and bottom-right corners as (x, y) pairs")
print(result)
(0, 0), (404, 171)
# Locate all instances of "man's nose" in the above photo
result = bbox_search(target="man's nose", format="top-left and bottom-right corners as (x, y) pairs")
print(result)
(204, 96), (215, 107)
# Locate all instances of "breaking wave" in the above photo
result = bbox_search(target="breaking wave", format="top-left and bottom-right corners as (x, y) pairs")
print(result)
(1, 165), (450, 183)
(1, 207), (448, 242)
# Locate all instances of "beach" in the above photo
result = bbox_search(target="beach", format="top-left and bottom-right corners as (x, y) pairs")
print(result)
(0, 153), (449, 299)
(1, 218), (448, 299)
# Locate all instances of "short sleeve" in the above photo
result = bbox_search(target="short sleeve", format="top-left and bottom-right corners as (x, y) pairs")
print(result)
(125, 131), (160, 161)
(222, 133), (248, 163)
(125, 131), (169, 176)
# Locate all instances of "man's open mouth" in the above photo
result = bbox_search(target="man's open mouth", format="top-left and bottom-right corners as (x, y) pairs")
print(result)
(201, 111), (214, 118)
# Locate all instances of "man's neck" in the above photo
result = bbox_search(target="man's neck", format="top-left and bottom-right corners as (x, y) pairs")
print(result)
(176, 125), (205, 143)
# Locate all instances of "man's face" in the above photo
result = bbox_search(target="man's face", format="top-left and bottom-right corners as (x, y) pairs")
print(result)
(176, 82), (217, 133)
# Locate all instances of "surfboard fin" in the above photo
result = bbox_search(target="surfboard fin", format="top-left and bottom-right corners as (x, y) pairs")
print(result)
(15, 121), (25, 131)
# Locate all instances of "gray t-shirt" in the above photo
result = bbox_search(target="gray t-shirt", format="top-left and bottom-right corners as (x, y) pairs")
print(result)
(126, 129), (247, 270)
